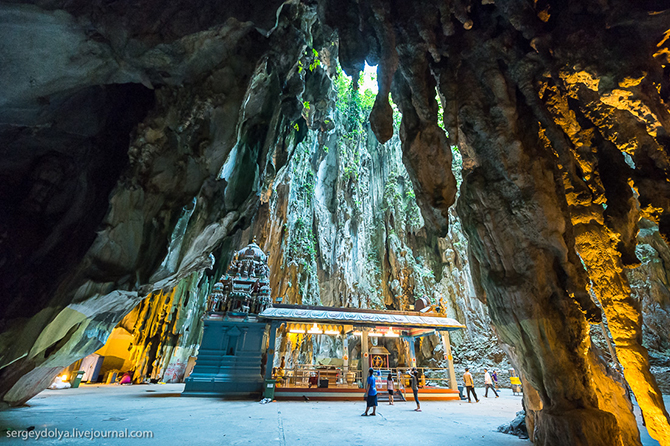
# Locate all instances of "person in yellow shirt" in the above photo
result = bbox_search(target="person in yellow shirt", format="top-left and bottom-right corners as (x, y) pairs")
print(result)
(463, 367), (479, 403)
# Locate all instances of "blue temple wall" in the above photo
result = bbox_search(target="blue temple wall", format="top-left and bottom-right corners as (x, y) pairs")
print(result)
(183, 319), (267, 398)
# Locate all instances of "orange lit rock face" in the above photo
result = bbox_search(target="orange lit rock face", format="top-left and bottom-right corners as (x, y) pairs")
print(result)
(321, 0), (670, 444)
(544, 78), (670, 445)
(119, 274), (208, 384)
(452, 69), (639, 445)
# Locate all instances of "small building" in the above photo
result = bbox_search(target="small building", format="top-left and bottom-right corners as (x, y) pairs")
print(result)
(259, 304), (464, 401)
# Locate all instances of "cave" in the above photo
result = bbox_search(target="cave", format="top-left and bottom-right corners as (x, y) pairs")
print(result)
(1, 0), (670, 445)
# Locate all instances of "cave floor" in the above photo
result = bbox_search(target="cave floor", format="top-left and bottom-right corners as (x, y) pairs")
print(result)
(0, 384), (665, 445)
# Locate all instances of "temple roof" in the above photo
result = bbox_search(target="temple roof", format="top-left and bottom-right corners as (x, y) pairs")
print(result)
(370, 346), (390, 356)
(236, 241), (267, 262)
(258, 304), (465, 331)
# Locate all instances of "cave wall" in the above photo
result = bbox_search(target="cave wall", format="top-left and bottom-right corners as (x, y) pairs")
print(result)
(317, 0), (670, 444)
(93, 57), (509, 382)
(0, 1), (323, 407)
(628, 219), (670, 393)
(246, 67), (506, 370)
(119, 272), (210, 384)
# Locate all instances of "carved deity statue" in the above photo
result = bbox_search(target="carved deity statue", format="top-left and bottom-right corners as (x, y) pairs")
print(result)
(205, 240), (272, 317)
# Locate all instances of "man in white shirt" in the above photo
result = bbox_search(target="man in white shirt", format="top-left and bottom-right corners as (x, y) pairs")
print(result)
(484, 368), (499, 398)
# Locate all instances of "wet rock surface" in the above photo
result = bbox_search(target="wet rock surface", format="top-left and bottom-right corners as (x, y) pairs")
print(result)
(498, 410), (530, 440)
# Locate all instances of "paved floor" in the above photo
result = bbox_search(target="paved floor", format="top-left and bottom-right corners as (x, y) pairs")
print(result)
(0, 384), (665, 445)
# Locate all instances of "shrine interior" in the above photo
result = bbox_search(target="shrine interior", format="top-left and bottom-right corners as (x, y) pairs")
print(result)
(1, 0), (670, 445)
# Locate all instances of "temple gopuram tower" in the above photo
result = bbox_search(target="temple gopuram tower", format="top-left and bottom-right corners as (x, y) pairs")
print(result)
(183, 241), (271, 398)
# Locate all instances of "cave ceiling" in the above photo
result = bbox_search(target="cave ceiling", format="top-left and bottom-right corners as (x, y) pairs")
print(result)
(1, 0), (670, 444)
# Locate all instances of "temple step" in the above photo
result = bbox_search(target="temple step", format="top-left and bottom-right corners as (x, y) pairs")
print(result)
(376, 390), (405, 402)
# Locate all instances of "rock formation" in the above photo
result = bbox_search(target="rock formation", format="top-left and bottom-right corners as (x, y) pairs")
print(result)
(1, 0), (670, 445)
(0, 0), (322, 407)
(245, 69), (503, 369)
(117, 272), (209, 384)
(628, 219), (670, 394)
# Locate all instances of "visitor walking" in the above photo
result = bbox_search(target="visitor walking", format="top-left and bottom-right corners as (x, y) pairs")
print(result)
(386, 373), (395, 405)
(362, 368), (378, 416)
(411, 368), (421, 412)
(484, 368), (499, 398)
(463, 367), (479, 403)
(492, 369), (499, 390)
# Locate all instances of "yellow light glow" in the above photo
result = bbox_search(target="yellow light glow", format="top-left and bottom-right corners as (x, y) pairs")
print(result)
(385, 328), (399, 337)
(61, 374), (68, 381)
(288, 323), (305, 334)
(307, 323), (323, 334)
(323, 325), (340, 335)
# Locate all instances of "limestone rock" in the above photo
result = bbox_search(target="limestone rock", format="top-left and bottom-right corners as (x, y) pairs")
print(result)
(0, 1), (321, 407)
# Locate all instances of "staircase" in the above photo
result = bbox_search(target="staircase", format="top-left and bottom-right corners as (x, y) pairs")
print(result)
(376, 389), (406, 402)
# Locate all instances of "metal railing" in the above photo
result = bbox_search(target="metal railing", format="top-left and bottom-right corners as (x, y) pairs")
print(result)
(273, 366), (364, 387)
(377, 367), (454, 390)
(272, 366), (454, 390)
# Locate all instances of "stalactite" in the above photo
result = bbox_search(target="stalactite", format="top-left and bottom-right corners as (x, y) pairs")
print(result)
(542, 79), (670, 445)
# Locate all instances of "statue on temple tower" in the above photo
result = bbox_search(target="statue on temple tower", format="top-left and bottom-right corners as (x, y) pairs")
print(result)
(207, 281), (225, 312)
(205, 239), (272, 318)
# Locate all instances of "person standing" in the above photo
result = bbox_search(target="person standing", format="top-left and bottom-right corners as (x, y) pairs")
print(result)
(411, 368), (421, 412)
(484, 368), (499, 398)
(362, 368), (378, 416)
(386, 373), (395, 405)
(492, 370), (499, 390)
(463, 367), (479, 403)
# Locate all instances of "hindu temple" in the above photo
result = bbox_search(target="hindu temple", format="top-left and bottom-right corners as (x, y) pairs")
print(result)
(183, 241), (272, 397)
(183, 239), (464, 401)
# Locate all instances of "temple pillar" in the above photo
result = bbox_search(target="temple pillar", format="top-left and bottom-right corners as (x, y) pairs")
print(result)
(440, 331), (458, 390)
(404, 336), (417, 368)
(361, 330), (369, 371)
(265, 322), (279, 379)
(343, 335), (349, 375)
